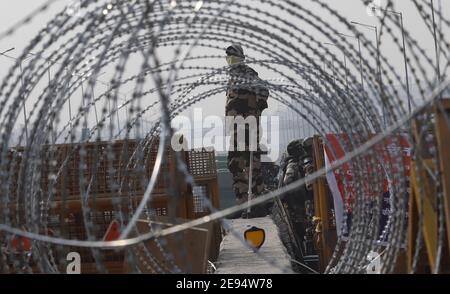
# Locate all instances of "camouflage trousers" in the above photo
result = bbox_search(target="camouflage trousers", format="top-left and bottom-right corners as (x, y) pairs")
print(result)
(228, 150), (265, 204)
(226, 114), (265, 205)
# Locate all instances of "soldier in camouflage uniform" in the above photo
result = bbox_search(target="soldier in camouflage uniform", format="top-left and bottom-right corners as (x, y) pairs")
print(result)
(225, 44), (269, 215)
(283, 138), (314, 188)
(282, 138), (317, 258)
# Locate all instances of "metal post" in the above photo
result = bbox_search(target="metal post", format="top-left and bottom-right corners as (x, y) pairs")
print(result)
(351, 21), (387, 127)
(338, 33), (365, 92)
(91, 85), (99, 125)
(247, 150), (253, 215)
(28, 51), (58, 143)
(357, 36), (365, 92)
(343, 53), (349, 92)
(18, 62), (29, 146)
(116, 98), (121, 134)
(80, 82), (91, 142)
(399, 13), (412, 114)
(66, 69), (73, 136)
(431, 0), (442, 100)
(368, 6), (412, 114)
(46, 60), (56, 144)
(374, 26), (386, 127)
(324, 42), (349, 92)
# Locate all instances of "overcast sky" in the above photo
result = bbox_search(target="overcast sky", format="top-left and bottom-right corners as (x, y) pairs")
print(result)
(1, 0), (448, 71)
(0, 0), (448, 149)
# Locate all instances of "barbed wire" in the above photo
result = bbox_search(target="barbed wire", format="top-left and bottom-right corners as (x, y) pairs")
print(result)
(0, 0), (449, 274)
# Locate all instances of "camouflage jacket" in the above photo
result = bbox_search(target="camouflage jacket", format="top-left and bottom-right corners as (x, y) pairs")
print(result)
(226, 64), (269, 116)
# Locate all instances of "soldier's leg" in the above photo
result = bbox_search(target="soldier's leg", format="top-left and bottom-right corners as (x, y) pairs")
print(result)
(246, 150), (269, 217)
(251, 114), (264, 196)
(228, 151), (249, 205)
(250, 116), (269, 217)
(251, 151), (265, 196)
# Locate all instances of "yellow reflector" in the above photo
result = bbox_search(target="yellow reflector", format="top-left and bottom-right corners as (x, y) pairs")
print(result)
(244, 226), (265, 250)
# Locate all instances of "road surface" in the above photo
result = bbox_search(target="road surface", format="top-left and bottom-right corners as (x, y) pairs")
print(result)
(215, 216), (294, 274)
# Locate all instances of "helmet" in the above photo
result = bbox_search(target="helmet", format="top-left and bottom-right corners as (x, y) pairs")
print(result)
(287, 139), (306, 158)
(225, 44), (245, 59)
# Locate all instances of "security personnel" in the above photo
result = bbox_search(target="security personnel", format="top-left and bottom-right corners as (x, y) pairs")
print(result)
(283, 137), (314, 189)
(225, 44), (269, 217)
(279, 138), (317, 265)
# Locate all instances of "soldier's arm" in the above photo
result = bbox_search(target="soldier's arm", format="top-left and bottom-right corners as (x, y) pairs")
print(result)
(255, 77), (269, 111)
(238, 67), (270, 109)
